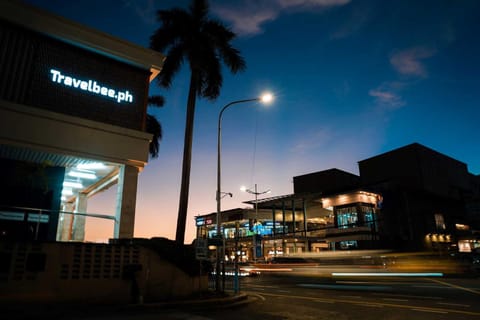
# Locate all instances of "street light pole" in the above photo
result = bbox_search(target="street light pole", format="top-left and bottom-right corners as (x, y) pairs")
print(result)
(241, 184), (271, 263)
(216, 93), (273, 293)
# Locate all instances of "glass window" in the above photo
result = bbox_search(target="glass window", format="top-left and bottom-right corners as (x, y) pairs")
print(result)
(339, 240), (358, 249)
(363, 206), (377, 231)
(435, 213), (446, 230)
(337, 207), (358, 229)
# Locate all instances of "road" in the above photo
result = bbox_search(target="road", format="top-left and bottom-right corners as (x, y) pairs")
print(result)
(22, 269), (480, 320)
(232, 271), (480, 319)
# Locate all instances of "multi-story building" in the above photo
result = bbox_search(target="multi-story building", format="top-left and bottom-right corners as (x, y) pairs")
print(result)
(195, 143), (480, 262)
(0, 0), (164, 242)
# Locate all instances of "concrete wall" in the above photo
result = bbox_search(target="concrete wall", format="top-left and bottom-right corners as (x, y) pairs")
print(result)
(0, 241), (208, 304)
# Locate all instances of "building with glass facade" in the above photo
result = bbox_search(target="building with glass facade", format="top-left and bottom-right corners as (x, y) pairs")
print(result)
(196, 143), (480, 262)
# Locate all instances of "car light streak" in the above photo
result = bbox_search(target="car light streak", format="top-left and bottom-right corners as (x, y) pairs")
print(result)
(332, 272), (443, 277)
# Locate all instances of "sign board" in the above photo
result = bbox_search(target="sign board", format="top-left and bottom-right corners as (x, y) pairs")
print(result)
(195, 238), (208, 260)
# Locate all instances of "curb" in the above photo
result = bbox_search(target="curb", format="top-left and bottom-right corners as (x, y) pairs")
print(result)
(123, 293), (250, 312)
(2, 293), (252, 319)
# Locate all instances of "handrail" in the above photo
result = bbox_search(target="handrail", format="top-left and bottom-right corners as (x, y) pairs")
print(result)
(0, 205), (116, 221)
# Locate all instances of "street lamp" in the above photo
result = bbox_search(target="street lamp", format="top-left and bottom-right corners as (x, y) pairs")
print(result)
(215, 93), (273, 293)
(241, 184), (271, 263)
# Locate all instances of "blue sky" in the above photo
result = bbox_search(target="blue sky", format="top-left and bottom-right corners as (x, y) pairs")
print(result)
(24, 0), (480, 243)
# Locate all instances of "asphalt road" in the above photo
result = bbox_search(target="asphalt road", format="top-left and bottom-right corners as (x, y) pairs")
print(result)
(234, 272), (480, 320)
(9, 271), (480, 319)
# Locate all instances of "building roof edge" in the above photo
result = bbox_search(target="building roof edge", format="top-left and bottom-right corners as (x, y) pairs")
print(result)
(1, 0), (165, 81)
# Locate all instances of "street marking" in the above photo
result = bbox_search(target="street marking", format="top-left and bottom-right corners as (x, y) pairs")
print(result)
(372, 292), (443, 300)
(298, 283), (392, 291)
(249, 293), (266, 301)
(411, 308), (448, 314)
(244, 284), (279, 288)
(336, 280), (390, 285)
(428, 278), (480, 295)
(412, 285), (450, 289)
(246, 291), (480, 316)
(382, 298), (408, 302)
(352, 302), (383, 308)
(437, 302), (470, 308)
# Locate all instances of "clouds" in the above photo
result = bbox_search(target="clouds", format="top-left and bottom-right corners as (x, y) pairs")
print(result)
(370, 46), (436, 110)
(212, 5), (278, 36)
(369, 86), (405, 110)
(290, 127), (332, 154)
(390, 46), (436, 78)
(211, 0), (350, 36)
(122, 0), (157, 25)
(123, 0), (351, 36)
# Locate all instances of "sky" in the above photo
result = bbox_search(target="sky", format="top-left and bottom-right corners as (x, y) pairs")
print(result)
(23, 0), (480, 244)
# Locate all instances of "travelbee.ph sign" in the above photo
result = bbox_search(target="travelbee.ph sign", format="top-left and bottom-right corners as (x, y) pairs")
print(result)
(50, 69), (133, 104)
(11, 25), (151, 130)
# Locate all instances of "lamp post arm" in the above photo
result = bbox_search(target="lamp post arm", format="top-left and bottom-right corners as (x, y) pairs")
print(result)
(218, 98), (261, 134)
(216, 97), (261, 223)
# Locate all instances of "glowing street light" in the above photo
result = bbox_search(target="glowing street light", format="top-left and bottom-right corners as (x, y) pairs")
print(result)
(215, 92), (274, 293)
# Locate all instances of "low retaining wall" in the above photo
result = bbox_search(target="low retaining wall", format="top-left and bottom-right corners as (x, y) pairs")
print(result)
(0, 241), (208, 304)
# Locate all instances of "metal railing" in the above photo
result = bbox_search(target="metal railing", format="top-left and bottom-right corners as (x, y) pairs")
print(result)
(0, 205), (115, 240)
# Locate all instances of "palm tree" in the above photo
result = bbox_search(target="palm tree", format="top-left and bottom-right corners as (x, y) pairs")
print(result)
(150, 0), (246, 244)
(146, 95), (164, 158)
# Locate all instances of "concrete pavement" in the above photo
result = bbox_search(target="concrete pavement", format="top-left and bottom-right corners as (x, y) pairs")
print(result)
(3, 292), (252, 320)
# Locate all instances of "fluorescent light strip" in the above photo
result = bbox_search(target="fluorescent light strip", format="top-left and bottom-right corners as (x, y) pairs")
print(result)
(68, 171), (96, 179)
(77, 162), (106, 170)
(63, 181), (83, 189)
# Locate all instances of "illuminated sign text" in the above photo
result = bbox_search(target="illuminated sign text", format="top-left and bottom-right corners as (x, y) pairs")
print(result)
(50, 69), (133, 103)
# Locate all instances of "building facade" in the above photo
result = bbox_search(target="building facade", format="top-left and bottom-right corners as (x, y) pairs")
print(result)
(0, 0), (165, 242)
(196, 143), (480, 262)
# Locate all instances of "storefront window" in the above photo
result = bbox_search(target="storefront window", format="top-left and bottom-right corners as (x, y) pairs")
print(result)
(337, 207), (358, 228)
(435, 213), (446, 230)
(363, 206), (377, 231)
(339, 240), (358, 249)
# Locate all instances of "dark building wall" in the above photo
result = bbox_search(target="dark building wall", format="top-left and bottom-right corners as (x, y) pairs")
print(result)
(359, 143), (471, 251)
(0, 158), (64, 241)
(415, 145), (470, 199)
(368, 185), (460, 251)
(358, 143), (470, 199)
(293, 168), (360, 194)
(0, 20), (150, 131)
(465, 174), (480, 227)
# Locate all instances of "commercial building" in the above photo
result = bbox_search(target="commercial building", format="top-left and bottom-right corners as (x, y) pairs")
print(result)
(0, 0), (165, 242)
(195, 143), (480, 261)
(0, 4), (214, 305)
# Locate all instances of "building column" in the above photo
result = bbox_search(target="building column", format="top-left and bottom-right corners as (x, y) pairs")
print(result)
(292, 199), (296, 253)
(302, 198), (307, 237)
(291, 199), (296, 238)
(72, 193), (87, 241)
(57, 202), (75, 241)
(114, 164), (139, 239)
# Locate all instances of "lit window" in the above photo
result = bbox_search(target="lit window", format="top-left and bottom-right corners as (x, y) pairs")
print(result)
(434, 214), (445, 230)
(337, 207), (358, 228)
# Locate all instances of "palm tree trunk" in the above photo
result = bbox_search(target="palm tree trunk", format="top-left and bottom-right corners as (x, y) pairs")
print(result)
(175, 73), (198, 244)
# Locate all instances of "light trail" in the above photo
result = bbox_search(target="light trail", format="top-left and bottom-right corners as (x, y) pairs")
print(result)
(332, 272), (443, 277)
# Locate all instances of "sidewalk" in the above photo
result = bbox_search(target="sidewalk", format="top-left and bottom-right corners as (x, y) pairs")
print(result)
(125, 292), (250, 311)
(3, 292), (252, 320)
